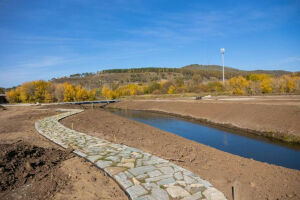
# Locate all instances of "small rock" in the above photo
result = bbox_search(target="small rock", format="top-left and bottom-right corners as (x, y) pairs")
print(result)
(203, 187), (227, 200)
(176, 181), (186, 187)
(118, 162), (135, 168)
(190, 183), (204, 188)
(25, 162), (32, 171)
(152, 188), (169, 200)
(105, 167), (126, 175)
(287, 194), (293, 198)
(250, 182), (256, 187)
(132, 177), (140, 185)
(202, 164), (209, 170)
(121, 158), (135, 163)
(166, 186), (190, 198)
(127, 185), (148, 199)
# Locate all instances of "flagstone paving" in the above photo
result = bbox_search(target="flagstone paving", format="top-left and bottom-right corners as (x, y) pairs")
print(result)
(35, 109), (227, 200)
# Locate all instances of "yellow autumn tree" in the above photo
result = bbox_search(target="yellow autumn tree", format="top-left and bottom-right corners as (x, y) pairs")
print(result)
(44, 91), (53, 103)
(249, 74), (268, 82)
(75, 86), (89, 101)
(284, 75), (295, 93)
(64, 84), (96, 102)
(19, 82), (35, 102)
(168, 85), (176, 94)
(129, 84), (138, 96)
(7, 81), (53, 103)
(34, 80), (52, 102)
(6, 80), (96, 103)
(6, 88), (21, 103)
(88, 89), (97, 100)
(277, 75), (300, 93)
(113, 83), (146, 97)
(248, 73), (273, 94)
(63, 83), (76, 102)
(229, 76), (249, 95)
(101, 85), (111, 99)
(287, 77), (295, 93)
(260, 77), (272, 94)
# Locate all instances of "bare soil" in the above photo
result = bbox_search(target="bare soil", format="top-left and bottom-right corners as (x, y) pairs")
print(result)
(60, 103), (300, 200)
(0, 106), (128, 200)
(0, 141), (73, 200)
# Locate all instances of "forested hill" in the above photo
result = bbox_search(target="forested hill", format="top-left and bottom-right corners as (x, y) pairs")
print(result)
(183, 64), (291, 76)
(50, 64), (295, 89)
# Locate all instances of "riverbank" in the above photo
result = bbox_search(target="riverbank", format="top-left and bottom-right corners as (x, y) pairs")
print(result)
(60, 105), (300, 200)
(108, 96), (300, 144)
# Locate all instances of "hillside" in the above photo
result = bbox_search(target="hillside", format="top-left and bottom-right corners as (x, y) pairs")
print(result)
(184, 64), (291, 76)
(183, 64), (241, 72)
(50, 64), (293, 89)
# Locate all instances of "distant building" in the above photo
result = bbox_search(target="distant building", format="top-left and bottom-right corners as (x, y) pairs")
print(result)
(0, 94), (8, 104)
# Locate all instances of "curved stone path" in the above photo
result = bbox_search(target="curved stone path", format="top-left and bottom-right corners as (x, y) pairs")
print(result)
(35, 109), (227, 200)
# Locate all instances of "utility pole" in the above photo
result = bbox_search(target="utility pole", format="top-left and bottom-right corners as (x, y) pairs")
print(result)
(220, 48), (225, 84)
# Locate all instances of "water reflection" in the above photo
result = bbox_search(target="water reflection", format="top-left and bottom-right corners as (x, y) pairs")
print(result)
(109, 109), (300, 170)
(223, 134), (228, 146)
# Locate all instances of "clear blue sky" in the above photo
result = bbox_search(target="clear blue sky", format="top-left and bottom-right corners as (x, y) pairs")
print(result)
(0, 0), (299, 87)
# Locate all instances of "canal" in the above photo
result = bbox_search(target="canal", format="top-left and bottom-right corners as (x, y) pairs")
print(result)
(109, 109), (300, 170)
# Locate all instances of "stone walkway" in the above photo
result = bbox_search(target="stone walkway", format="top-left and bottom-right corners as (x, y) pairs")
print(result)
(35, 109), (227, 200)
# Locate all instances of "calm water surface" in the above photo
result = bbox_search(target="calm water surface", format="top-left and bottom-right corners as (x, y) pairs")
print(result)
(109, 109), (300, 170)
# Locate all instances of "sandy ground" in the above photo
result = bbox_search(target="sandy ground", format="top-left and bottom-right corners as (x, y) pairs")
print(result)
(60, 104), (300, 200)
(108, 96), (300, 143)
(0, 106), (128, 200)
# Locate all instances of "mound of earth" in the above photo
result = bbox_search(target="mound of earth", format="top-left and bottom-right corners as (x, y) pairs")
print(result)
(0, 141), (74, 200)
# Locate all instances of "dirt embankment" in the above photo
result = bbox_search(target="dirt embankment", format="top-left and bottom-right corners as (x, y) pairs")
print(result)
(0, 106), (128, 200)
(108, 99), (300, 143)
(61, 106), (300, 200)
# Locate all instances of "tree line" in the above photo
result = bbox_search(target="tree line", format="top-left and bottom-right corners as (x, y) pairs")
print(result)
(5, 73), (300, 103)
(100, 73), (300, 99)
(101, 67), (179, 74)
(6, 81), (96, 103)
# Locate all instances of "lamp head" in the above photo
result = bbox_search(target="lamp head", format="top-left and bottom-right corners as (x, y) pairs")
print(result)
(220, 48), (225, 54)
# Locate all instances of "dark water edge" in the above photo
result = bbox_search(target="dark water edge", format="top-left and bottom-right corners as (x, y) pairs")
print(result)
(108, 108), (300, 170)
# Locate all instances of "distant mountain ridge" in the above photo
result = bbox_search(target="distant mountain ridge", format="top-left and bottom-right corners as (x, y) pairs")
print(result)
(183, 64), (292, 76)
(183, 64), (241, 72)
(100, 64), (293, 76)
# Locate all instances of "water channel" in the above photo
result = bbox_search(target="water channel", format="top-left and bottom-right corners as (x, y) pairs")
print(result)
(109, 109), (300, 170)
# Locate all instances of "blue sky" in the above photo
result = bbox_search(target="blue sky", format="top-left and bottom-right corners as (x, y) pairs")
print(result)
(0, 0), (299, 87)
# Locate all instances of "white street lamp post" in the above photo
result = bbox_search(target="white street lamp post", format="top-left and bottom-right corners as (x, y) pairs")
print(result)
(220, 48), (225, 84)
